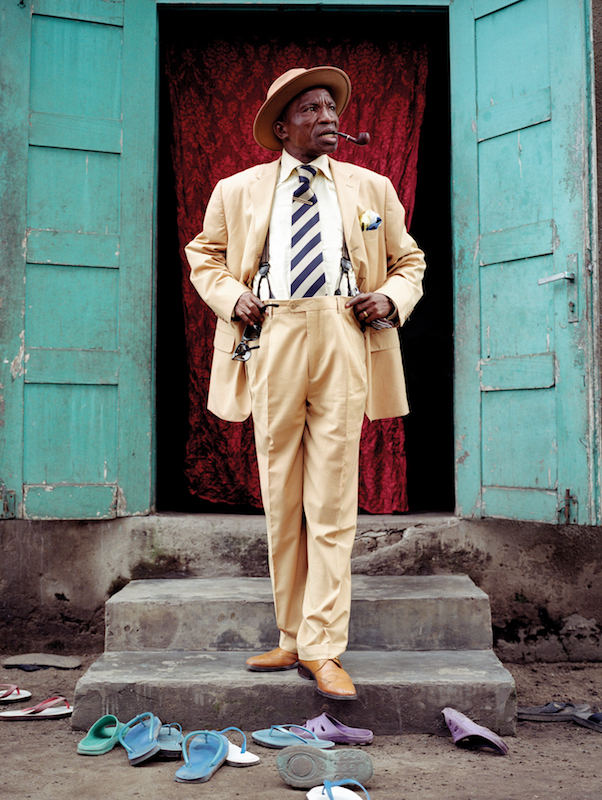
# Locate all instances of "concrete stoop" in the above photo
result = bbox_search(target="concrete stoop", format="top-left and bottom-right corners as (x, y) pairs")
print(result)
(72, 575), (516, 734)
(104, 574), (495, 653)
(72, 649), (515, 734)
(73, 574), (516, 735)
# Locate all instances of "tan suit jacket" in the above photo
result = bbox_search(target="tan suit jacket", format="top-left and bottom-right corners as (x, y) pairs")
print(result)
(185, 156), (426, 422)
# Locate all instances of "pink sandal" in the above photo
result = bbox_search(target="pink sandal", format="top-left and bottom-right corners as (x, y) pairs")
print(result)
(0, 695), (71, 720)
(0, 684), (32, 703)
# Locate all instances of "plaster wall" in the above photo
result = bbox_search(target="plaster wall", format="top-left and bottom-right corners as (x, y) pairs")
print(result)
(0, 514), (600, 662)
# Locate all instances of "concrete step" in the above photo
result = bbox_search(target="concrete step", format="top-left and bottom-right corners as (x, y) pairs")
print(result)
(105, 574), (493, 653)
(72, 649), (516, 735)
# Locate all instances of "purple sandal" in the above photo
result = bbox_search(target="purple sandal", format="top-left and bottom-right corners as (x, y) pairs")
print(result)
(299, 713), (373, 745)
(442, 708), (508, 755)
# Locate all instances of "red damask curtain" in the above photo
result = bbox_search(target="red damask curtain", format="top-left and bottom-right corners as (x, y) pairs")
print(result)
(164, 33), (428, 512)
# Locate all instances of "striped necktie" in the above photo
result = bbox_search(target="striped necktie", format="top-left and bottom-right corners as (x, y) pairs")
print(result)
(290, 165), (327, 298)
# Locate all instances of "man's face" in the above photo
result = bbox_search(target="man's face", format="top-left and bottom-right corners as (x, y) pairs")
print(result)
(274, 87), (339, 163)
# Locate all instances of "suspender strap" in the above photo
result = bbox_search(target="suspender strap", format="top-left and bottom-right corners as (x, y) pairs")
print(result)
(256, 230), (361, 301)
(334, 236), (359, 297)
(256, 230), (274, 299)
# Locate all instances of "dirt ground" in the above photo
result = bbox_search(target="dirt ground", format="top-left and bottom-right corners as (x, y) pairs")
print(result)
(0, 655), (600, 800)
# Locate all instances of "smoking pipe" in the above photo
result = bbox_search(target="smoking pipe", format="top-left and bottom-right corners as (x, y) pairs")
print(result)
(336, 131), (371, 146)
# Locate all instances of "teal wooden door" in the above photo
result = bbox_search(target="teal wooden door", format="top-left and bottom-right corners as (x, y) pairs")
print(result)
(451, 0), (596, 523)
(0, 0), (156, 518)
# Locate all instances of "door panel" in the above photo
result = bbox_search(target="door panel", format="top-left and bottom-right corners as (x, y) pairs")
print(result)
(451, 0), (594, 523)
(0, 0), (155, 518)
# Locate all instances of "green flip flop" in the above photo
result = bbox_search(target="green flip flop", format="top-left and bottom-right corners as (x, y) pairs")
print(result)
(77, 714), (124, 756)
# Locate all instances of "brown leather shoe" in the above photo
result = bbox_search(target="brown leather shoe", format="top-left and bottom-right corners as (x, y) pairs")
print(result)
(246, 647), (298, 672)
(297, 657), (358, 700)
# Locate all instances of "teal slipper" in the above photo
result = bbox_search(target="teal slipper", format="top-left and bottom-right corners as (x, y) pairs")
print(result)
(77, 714), (124, 756)
(252, 724), (335, 749)
(157, 722), (183, 758)
(174, 730), (229, 783)
(118, 711), (162, 765)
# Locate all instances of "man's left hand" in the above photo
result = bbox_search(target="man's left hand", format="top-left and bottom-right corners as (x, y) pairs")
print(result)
(346, 293), (394, 325)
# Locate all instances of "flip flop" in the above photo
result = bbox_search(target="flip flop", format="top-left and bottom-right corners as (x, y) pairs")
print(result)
(277, 744), (374, 789)
(442, 707), (508, 755)
(518, 701), (592, 722)
(118, 711), (162, 765)
(0, 684), (32, 703)
(307, 779), (371, 800)
(174, 730), (228, 783)
(77, 714), (124, 755)
(252, 724), (335, 749)
(300, 713), (373, 745)
(571, 710), (602, 733)
(157, 722), (183, 758)
(213, 726), (260, 766)
(0, 695), (71, 720)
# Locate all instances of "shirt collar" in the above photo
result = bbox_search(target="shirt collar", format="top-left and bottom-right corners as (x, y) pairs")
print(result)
(279, 150), (333, 185)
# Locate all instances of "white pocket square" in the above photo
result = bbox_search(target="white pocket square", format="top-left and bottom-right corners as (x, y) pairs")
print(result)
(360, 209), (382, 231)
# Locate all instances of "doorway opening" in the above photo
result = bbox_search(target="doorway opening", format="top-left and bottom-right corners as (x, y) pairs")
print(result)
(156, 7), (453, 513)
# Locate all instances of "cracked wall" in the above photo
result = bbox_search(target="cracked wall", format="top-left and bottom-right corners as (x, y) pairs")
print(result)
(0, 514), (600, 661)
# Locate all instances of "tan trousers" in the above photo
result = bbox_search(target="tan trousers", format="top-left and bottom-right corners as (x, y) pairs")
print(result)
(245, 296), (368, 661)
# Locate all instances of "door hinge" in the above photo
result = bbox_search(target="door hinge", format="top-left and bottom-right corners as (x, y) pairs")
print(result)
(558, 488), (578, 524)
(0, 481), (16, 519)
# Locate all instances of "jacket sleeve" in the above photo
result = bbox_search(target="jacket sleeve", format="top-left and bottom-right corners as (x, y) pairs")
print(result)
(185, 180), (249, 323)
(377, 177), (426, 325)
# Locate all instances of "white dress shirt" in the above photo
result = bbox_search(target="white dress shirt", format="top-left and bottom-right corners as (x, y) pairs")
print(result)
(252, 150), (359, 300)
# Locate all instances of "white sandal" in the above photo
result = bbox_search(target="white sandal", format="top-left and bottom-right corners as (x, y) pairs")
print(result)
(307, 779), (371, 800)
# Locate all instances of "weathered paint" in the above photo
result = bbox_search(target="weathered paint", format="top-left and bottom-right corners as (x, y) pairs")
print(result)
(0, 0), (155, 518)
(451, 0), (596, 523)
(0, 3), (29, 517)
(0, 0), (598, 522)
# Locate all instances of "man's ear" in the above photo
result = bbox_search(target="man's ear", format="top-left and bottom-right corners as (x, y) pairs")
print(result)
(273, 120), (287, 143)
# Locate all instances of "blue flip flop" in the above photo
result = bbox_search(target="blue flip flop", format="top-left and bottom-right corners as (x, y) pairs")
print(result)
(77, 714), (124, 755)
(252, 724), (335, 749)
(118, 711), (162, 765)
(174, 730), (229, 783)
(157, 722), (183, 758)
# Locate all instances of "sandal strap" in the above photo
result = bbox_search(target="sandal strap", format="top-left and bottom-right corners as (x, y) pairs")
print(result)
(0, 684), (18, 699)
(270, 723), (318, 743)
(161, 722), (182, 736)
(21, 695), (69, 714)
(118, 712), (156, 754)
(181, 730), (225, 766)
(216, 725), (247, 753)
(324, 779), (370, 800)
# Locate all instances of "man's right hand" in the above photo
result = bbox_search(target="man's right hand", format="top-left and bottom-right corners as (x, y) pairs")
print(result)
(233, 291), (266, 325)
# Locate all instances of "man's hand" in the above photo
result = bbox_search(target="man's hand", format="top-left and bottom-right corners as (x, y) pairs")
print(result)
(346, 293), (394, 325)
(233, 291), (266, 325)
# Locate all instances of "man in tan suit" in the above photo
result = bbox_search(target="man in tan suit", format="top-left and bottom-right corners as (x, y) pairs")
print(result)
(186, 66), (425, 699)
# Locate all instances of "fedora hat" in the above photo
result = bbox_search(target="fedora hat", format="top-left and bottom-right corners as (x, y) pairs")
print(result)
(253, 66), (351, 151)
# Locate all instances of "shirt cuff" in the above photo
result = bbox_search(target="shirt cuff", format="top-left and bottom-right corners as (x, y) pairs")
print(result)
(385, 300), (399, 324)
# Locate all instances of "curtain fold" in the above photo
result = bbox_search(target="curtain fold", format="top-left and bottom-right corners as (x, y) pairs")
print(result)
(165, 34), (428, 512)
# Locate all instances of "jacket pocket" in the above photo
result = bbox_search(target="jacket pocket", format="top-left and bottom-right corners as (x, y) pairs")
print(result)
(213, 319), (236, 354)
(368, 327), (399, 352)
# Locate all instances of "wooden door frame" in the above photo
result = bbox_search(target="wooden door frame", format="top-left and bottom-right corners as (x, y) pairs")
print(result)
(150, 0), (600, 522)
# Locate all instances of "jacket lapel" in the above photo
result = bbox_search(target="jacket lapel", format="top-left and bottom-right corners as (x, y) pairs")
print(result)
(330, 158), (367, 289)
(249, 158), (280, 265)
